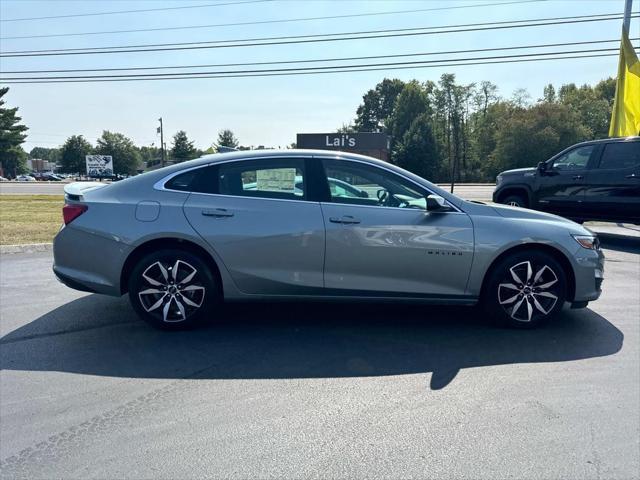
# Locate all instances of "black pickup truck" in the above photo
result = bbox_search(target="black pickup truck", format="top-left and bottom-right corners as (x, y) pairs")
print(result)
(492, 137), (640, 224)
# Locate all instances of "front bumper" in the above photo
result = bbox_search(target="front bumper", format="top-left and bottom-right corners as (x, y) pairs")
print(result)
(571, 245), (605, 303)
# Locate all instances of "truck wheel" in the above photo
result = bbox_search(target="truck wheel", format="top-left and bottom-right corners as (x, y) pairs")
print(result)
(502, 194), (527, 208)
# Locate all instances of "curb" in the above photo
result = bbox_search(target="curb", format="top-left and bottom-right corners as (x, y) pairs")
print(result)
(0, 243), (53, 255)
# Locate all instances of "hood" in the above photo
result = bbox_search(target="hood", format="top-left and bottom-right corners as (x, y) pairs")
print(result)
(499, 167), (537, 176)
(489, 203), (592, 233)
(491, 202), (570, 222)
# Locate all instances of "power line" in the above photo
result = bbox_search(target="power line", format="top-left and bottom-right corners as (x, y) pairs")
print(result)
(0, 0), (548, 40)
(0, 0), (273, 23)
(0, 50), (622, 84)
(3, 38), (636, 76)
(1, 12), (633, 58)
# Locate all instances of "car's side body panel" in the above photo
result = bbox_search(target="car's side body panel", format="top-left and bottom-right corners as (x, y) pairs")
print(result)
(183, 193), (326, 295)
(320, 203), (475, 296)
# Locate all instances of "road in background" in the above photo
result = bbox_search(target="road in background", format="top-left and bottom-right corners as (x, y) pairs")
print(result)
(1, 243), (638, 479)
(0, 182), (496, 201)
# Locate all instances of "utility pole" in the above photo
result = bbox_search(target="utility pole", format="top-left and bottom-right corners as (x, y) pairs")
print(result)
(623, 0), (632, 34)
(158, 117), (165, 168)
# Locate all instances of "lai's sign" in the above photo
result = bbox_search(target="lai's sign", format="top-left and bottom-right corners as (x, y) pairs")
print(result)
(85, 155), (113, 177)
(296, 133), (390, 151)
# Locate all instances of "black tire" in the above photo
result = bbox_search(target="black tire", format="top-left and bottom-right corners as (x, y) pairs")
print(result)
(482, 250), (567, 328)
(128, 249), (219, 330)
(501, 194), (528, 208)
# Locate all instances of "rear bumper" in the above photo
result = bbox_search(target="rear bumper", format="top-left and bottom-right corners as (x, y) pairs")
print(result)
(53, 224), (130, 296)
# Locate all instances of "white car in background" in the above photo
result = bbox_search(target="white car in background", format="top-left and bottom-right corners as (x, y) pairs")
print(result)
(16, 175), (36, 182)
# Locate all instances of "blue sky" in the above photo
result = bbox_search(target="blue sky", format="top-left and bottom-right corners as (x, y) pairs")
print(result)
(0, 0), (637, 152)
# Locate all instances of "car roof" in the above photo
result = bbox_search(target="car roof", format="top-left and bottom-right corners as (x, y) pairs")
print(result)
(571, 136), (640, 147)
(197, 149), (385, 164)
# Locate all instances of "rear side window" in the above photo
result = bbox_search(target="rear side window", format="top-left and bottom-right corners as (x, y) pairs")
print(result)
(218, 159), (305, 200)
(598, 142), (640, 169)
(165, 169), (199, 191)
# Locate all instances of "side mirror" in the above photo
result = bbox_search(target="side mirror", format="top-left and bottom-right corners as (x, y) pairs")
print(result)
(537, 161), (547, 173)
(426, 194), (452, 212)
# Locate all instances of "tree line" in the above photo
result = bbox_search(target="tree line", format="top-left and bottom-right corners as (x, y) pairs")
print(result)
(0, 77), (619, 179)
(0, 88), (242, 176)
(340, 75), (617, 182)
(25, 128), (240, 176)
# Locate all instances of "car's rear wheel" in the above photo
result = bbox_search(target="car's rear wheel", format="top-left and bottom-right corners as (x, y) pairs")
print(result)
(128, 249), (218, 330)
(483, 251), (567, 328)
(501, 194), (528, 208)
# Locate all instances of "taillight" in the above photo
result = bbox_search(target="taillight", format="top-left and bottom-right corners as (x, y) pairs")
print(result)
(63, 204), (88, 225)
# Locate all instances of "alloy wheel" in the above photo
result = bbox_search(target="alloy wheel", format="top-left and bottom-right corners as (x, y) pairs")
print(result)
(497, 260), (560, 323)
(138, 260), (206, 323)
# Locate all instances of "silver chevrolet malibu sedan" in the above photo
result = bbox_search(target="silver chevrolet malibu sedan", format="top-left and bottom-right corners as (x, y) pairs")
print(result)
(53, 150), (604, 330)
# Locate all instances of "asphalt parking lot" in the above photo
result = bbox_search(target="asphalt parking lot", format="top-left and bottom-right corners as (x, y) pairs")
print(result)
(1, 241), (638, 479)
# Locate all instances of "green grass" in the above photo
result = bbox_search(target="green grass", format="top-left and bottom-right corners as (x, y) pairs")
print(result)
(0, 195), (64, 245)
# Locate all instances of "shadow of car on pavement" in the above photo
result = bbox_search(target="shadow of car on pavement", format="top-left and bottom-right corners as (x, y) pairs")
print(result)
(0, 295), (623, 390)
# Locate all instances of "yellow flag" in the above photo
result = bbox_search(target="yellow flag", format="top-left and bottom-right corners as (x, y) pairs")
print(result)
(609, 29), (640, 137)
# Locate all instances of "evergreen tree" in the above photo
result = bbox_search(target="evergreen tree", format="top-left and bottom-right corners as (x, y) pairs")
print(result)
(0, 87), (29, 176)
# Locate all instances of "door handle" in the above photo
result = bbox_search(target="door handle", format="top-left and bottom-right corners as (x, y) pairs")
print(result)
(572, 175), (584, 180)
(202, 208), (234, 218)
(329, 216), (361, 225)
(625, 173), (640, 179)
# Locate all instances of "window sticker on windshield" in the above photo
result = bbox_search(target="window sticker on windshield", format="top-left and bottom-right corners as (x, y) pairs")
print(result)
(256, 168), (297, 192)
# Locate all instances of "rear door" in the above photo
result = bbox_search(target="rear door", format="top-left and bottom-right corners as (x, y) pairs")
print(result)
(182, 157), (325, 295)
(583, 141), (640, 222)
(535, 144), (596, 216)
(319, 158), (474, 297)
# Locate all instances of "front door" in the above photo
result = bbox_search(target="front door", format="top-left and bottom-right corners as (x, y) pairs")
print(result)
(183, 157), (325, 295)
(319, 159), (474, 297)
(584, 141), (640, 222)
(535, 144), (596, 216)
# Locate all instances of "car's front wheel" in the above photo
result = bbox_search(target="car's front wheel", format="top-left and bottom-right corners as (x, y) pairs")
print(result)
(128, 249), (218, 329)
(483, 251), (567, 328)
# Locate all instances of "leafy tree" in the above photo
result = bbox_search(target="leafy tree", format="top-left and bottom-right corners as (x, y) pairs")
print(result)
(594, 77), (616, 105)
(336, 123), (356, 133)
(354, 78), (406, 132)
(557, 83), (610, 139)
(392, 113), (440, 180)
(171, 130), (197, 162)
(0, 87), (29, 176)
(511, 88), (532, 108)
(138, 145), (161, 164)
(29, 146), (61, 165)
(387, 81), (431, 144)
(95, 131), (141, 174)
(60, 135), (93, 174)
(216, 129), (239, 149)
(487, 103), (590, 177)
(542, 84), (556, 103)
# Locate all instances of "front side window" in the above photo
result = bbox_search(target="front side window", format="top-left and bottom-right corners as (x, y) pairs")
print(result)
(218, 159), (305, 200)
(552, 145), (594, 171)
(599, 142), (640, 170)
(322, 159), (426, 209)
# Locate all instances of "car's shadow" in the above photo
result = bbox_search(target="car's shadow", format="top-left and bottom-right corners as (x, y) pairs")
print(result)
(0, 295), (623, 390)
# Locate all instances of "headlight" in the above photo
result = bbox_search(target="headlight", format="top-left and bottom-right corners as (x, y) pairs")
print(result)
(496, 175), (503, 185)
(572, 234), (600, 250)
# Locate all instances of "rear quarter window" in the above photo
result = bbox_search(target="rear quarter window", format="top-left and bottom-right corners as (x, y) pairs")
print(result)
(165, 169), (199, 191)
